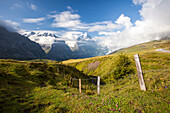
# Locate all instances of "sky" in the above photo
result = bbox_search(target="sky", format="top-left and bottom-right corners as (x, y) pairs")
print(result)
(0, 0), (170, 53)
(0, 0), (141, 33)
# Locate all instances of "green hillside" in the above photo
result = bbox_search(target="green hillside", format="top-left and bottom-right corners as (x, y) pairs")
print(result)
(65, 39), (170, 81)
(112, 39), (170, 54)
(0, 39), (170, 112)
(0, 60), (92, 112)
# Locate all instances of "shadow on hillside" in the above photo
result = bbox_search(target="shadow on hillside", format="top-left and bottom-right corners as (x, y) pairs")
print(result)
(0, 61), (92, 112)
(0, 72), (39, 112)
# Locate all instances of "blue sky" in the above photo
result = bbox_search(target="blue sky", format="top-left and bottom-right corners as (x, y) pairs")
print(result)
(1, 0), (169, 53)
(0, 0), (141, 35)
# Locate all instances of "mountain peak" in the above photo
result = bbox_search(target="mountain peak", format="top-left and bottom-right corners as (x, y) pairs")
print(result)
(83, 32), (91, 39)
(77, 32), (91, 41)
(23, 31), (58, 38)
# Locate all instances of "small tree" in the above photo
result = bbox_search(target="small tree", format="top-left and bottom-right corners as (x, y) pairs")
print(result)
(111, 54), (135, 80)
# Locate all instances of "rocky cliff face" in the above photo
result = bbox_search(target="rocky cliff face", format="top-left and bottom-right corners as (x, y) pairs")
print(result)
(0, 26), (46, 59)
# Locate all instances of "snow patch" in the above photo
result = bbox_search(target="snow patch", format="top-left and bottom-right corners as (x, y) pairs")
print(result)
(156, 49), (170, 52)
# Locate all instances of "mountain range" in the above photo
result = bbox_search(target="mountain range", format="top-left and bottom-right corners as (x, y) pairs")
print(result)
(22, 30), (108, 60)
(0, 26), (108, 61)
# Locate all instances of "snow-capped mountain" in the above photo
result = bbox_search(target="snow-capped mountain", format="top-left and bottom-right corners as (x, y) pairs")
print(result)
(23, 31), (59, 38)
(77, 32), (92, 41)
(65, 41), (79, 51)
(21, 31), (60, 52)
(21, 30), (108, 60)
(23, 31), (58, 45)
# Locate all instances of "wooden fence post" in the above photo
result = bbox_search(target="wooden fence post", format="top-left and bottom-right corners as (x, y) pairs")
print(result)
(79, 79), (81, 93)
(134, 54), (146, 91)
(97, 76), (100, 94)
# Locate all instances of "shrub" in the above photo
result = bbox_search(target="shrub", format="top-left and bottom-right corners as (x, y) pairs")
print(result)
(110, 54), (135, 80)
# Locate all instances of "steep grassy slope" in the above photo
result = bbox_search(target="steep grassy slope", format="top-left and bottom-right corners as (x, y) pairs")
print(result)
(60, 39), (170, 112)
(64, 39), (170, 81)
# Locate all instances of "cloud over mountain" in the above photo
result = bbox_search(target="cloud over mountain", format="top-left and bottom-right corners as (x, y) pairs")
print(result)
(96, 0), (170, 53)
(88, 21), (121, 32)
(115, 14), (132, 29)
(1, 0), (170, 55)
(0, 20), (20, 32)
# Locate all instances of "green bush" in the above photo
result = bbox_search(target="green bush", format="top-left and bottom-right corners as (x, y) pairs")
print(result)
(111, 54), (135, 80)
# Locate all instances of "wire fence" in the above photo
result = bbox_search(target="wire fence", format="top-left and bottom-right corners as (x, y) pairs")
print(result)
(69, 58), (170, 94)
(63, 54), (170, 109)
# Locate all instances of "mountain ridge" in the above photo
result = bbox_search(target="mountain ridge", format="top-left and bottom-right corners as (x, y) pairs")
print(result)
(22, 30), (108, 60)
(0, 26), (46, 60)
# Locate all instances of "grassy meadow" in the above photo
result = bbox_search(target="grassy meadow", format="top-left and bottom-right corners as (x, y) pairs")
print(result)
(0, 39), (170, 112)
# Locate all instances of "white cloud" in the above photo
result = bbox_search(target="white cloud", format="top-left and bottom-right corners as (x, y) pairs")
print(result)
(66, 6), (76, 12)
(4, 20), (20, 26)
(61, 31), (83, 39)
(10, 3), (23, 10)
(23, 17), (45, 23)
(115, 14), (132, 29)
(98, 31), (120, 36)
(133, 0), (147, 5)
(96, 0), (170, 53)
(51, 11), (81, 28)
(52, 20), (81, 28)
(67, 6), (72, 10)
(26, 2), (38, 11)
(0, 20), (20, 32)
(30, 3), (37, 10)
(48, 0), (170, 53)
(50, 8), (121, 32)
(88, 21), (121, 32)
